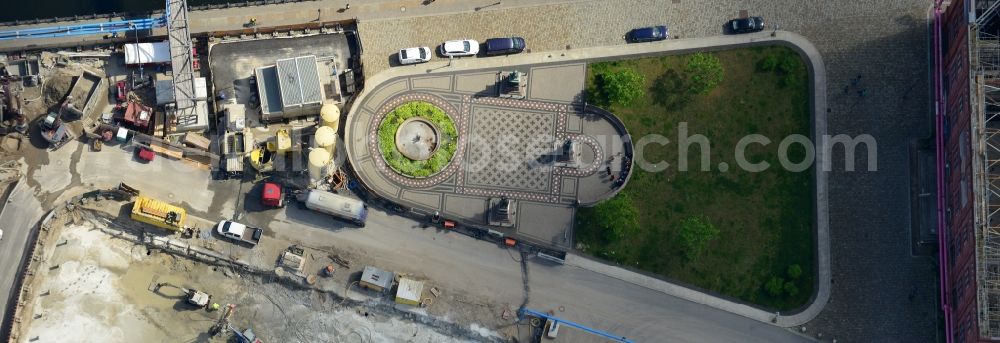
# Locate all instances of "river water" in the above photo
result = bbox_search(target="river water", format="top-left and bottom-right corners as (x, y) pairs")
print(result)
(0, 0), (247, 23)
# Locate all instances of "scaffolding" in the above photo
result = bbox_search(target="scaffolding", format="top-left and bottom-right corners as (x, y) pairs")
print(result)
(973, 0), (1000, 338)
(165, 0), (199, 127)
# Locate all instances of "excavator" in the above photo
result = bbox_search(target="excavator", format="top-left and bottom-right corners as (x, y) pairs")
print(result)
(39, 95), (81, 150)
(0, 84), (28, 135)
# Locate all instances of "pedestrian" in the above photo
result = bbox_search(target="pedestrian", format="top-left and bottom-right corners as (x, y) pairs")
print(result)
(858, 89), (868, 97)
(843, 85), (849, 94)
(850, 78), (859, 87)
(345, 3), (350, 10)
(606, 166), (612, 175)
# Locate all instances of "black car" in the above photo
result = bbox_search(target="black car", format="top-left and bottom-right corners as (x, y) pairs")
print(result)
(484, 37), (526, 56)
(626, 25), (668, 43)
(727, 16), (764, 34)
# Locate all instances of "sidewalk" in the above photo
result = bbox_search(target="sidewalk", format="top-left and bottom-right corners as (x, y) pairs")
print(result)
(0, 0), (589, 51)
(346, 30), (831, 328)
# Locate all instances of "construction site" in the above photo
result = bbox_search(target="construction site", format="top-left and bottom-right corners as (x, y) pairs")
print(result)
(10, 191), (504, 342)
(0, 1), (613, 342)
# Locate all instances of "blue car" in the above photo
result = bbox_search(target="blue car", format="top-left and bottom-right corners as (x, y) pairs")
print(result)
(626, 25), (668, 43)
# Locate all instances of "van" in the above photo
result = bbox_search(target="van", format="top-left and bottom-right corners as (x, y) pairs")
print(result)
(484, 37), (526, 56)
(304, 190), (368, 227)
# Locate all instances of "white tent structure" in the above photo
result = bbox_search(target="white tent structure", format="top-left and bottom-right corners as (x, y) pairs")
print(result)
(124, 41), (171, 65)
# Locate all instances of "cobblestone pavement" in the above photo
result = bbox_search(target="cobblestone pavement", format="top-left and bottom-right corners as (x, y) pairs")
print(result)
(360, 0), (939, 341)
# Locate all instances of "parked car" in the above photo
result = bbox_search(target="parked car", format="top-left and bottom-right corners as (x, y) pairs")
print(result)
(484, 37), (526, 56)
(215, 220), (263, 246)
(727, 16), (764, 34)
(440, 39), (480, 57)
(398, 47), (431, 65)
(626, 25), (668, 43)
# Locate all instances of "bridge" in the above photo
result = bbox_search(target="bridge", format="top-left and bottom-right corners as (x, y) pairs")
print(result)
(165, 0), (199, 127)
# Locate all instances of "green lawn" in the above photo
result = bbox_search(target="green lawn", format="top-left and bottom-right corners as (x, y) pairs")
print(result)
(575, 46), (814, 310)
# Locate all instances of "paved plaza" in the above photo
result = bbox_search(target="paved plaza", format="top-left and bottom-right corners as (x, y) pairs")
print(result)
(0, 0), (941, 341)
(347, 63), (631, 248)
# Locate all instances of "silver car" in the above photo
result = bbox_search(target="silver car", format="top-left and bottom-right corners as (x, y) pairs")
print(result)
(398, 47), (431, 65)
(439, 39), (480, 57)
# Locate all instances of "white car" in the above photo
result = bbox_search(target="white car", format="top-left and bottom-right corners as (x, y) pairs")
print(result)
(398, 47), (431, 65)
(439, 39), (479, 57)
(0, 229), (3, 241)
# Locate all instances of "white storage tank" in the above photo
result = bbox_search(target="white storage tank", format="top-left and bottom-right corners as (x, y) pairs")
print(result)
(320, 104), (340, 128)
(314, 125), (337, 156)
(308, 148), (331, 181)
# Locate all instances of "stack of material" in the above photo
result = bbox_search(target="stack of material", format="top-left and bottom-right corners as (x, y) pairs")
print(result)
(279, 251), (305, 273)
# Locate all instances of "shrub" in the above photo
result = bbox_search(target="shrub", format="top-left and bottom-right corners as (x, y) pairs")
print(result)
(787, 264), (803, 280)
(765, 276), (785, 297)
(597, 68), (645, 107)
(585, 192), (640, 244)
(685, 53), (724, 94)
(679, 216), (720, 260)
(783, 281), (799, 297)
(757, 54), (779, 72)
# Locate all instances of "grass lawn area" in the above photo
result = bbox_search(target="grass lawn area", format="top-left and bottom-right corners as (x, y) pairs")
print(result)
(575, 46), (814, 311)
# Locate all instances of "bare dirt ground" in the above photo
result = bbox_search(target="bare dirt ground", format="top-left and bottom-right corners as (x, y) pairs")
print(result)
(14, 203), (503, 343)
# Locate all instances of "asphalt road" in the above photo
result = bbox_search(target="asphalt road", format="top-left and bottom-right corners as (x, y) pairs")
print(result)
(0, 181), (44, 332)
(262, 201), (812, 343)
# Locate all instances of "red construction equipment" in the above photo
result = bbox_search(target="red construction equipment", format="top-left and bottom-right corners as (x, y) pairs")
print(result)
(116, 80), (127, 102)
(123, 101), (152, 129)
(504, 238), (517, 248)
(137, 147), (155, 162)
(261, 182), (283, 207)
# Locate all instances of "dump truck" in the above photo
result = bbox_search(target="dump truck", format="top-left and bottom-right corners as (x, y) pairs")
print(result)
(130, 195), (187, 231)
(216, 220), (263, 246)
(300, 189), (368, 227)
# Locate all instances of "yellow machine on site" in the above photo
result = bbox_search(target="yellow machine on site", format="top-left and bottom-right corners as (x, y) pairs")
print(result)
(130, 195), (187, 232)
(249, 128), (295, 173)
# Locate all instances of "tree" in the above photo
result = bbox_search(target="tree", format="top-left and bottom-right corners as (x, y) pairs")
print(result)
(787, 264), (803, 280)
(765, 276), (785, 297)
(580, 192), (640, 244)
(685, 53), (724, 94)
(598, 68), (645, 107)
(679, 216), (720, 260)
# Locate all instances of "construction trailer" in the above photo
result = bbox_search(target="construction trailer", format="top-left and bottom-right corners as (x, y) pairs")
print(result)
(359, 266), (393, 293)
(394, 277), (424, 306)
(130, 195), (187, 232)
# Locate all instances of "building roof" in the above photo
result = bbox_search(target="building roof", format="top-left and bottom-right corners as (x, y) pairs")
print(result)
(276, 55), (323, 109)
(156, 78), (208, 105)
(360, 266), (393, 289)
(395, 277), (424, 303)
(256, 65), (283, 115)
(172, 100), (210, 132)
